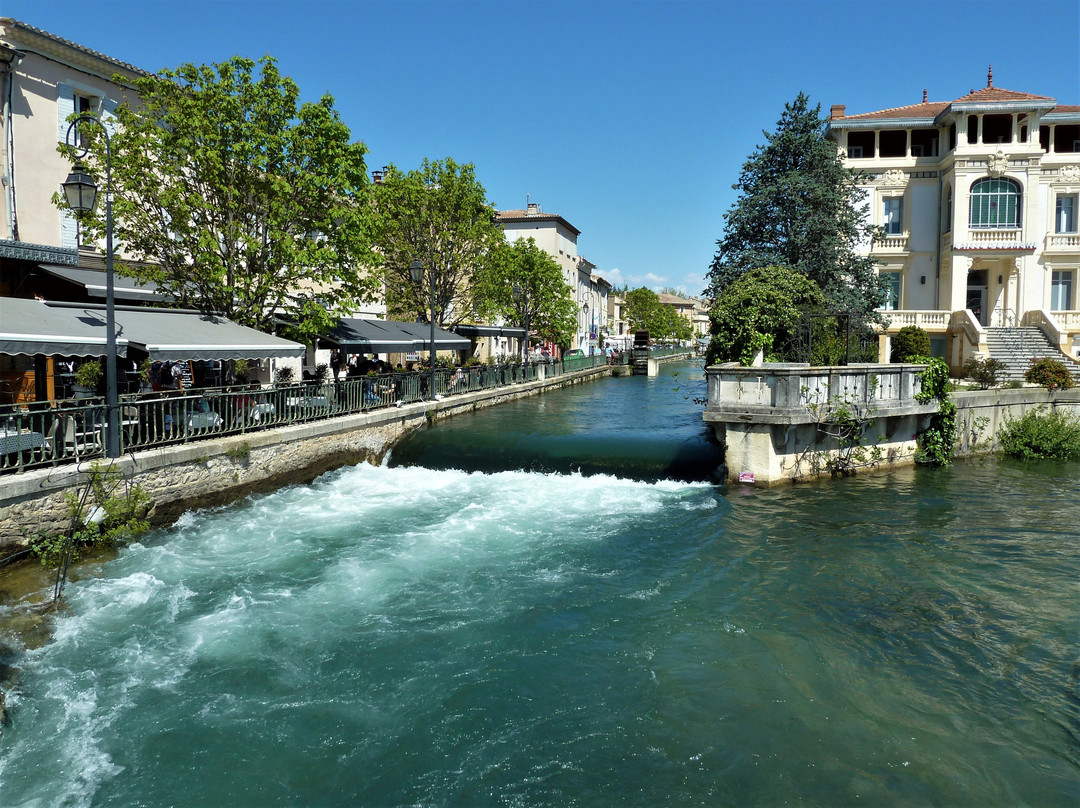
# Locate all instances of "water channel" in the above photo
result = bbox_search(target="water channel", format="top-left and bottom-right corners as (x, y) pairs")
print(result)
(0, 360), (1078, 806)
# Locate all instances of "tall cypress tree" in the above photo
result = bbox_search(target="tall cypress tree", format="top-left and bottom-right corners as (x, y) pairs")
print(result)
(707, 93), (885, 322)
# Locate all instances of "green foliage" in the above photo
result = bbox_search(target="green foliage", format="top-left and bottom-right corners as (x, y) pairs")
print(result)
(231, 359), (250, 384)
(912, 356), (955, 466)
(998, 406), (1080, 461)
(59, 56), (377, 342)
(706, 266), (824, 365)
(891, 326), (931, 363)
(1024, 357), (1075, 390)
(962, 356), (1007, 389)
(371, 158), (505, 327)
(30, 463), (151, 566)
(274, 366), (295, 384)
(706, 93), (886, 327)
(623, 287), (665, 334)
(475, 237), (576, 349)
(74, 360), (103, 389)
(224, 442), (251, 462)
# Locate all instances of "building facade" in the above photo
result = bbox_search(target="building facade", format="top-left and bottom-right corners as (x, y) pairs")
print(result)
(826, 70), (1080, 369)
(496, 202), (609, 355)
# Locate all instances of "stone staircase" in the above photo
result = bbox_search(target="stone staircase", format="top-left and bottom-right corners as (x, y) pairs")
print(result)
(984, 327), (1080, 383)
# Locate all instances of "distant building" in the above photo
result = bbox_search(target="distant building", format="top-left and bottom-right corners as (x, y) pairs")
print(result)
(826, 69), (1080, 369)
(496, 203), (610, 355)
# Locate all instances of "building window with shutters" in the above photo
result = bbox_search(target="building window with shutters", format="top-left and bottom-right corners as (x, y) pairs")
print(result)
(1051, 270), (1074, 311)
(1057, 194), (1078, 234)
(883, 198), (903, 235)
(969, 177), (1021, 229)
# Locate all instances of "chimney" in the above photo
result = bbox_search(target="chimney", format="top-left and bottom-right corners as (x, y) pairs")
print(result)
(527, 202), (539, 215)
(922, 89), (928, 103)
(830, 104), (845, 119)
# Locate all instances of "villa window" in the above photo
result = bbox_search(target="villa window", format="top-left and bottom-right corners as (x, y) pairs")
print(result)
(883, 198), (903, 235)
(969, 177), (1020, 229)
(1051, 270), (1074, 311)
(882, 272), (901, 310)
(1056, 194), (1078, 234)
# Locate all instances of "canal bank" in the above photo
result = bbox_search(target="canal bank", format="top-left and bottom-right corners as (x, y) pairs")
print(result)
(0, 364), (612, 555)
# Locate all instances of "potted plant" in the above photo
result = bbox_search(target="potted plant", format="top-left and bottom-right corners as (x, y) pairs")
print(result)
(73, 361), (103, 398)
(274, 366), (295, 387)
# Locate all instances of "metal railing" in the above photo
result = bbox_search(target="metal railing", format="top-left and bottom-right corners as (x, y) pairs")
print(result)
(0, 357), (621, 475)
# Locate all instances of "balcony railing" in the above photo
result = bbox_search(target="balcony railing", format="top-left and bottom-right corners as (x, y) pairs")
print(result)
(875, 234), (909, 252)
(880, 311), (951, 331)
(0, 356), (617, 475)
(1046, 233), (1080, 251)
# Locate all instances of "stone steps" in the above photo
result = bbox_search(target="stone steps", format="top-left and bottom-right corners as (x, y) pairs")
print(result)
(984, 327), (1080, 382)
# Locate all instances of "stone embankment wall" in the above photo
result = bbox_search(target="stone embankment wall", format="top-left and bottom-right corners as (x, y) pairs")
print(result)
(952, 387), (1080, 455)
(0, 367), (610, 554)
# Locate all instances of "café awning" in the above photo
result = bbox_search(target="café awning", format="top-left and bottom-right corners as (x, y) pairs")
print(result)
(453, 324), (527, 339)
(0, 297), (129, 357)
(38, 264), (169, 303)
(3, 301), (304, 361)
(319, 318), (470, 353)
(396, 322), (471, 351)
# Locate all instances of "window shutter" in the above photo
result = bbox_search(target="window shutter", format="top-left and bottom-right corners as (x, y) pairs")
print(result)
(56, 83), (74, 142)
(60, 205), (78, 250)
(101, 97), (119, 136)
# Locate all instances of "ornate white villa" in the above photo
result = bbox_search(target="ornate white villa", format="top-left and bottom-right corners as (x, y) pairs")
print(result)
(826, 69), (1080, 372)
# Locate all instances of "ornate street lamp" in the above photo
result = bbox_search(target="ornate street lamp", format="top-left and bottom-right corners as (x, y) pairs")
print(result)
(408, 259), (437, 400)
(62, 114), (120, 458)
(513, 283), (531, 363)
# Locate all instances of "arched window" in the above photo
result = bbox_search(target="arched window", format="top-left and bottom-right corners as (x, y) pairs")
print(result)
(969, 177), (1021, 228)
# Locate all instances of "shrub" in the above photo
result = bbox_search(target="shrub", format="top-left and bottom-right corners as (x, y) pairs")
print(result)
(274, 366), (296, 384)
(1024, 357), (1074, 390)
(891, 326), (931, 363)
(962, 357), (1008, 389)
(74, 360), (104, 389)
(999, 406), (1080, 461)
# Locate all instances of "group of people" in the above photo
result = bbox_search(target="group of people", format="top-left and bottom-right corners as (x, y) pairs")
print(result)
(329, 350), (398, 382)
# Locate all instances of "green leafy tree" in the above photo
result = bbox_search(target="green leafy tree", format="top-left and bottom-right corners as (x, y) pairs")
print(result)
(371, 158), (504, 327)
(475, 237), (577, 350)
(891, 326), (931, 362)
(624, 287), (665, 335)
(655, 304), (693, 342)
(706, 93), (885, 323)
(707, 266), (825, 365)
(62, 56), (377, 342)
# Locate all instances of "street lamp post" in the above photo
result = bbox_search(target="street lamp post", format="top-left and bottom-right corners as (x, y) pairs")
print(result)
(408, 260), (437, 399)
(62, 114), (120, 458)
(513, 284), (530, 363)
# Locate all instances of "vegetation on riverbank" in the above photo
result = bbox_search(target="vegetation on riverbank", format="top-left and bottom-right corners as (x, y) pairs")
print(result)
(998, 407), (1080, 461)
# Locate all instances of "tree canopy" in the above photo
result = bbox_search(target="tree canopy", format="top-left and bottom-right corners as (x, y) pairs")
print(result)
(623, 287), (692, 341)
(475, 237), (577, 350)
(706, 93), (885, 321)
(370, 158), (504, 327)
(64, 56), (377, 342)
(706, 266), (825, 365)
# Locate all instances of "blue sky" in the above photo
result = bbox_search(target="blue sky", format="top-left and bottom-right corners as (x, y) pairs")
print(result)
(7, 0), (1078, 296)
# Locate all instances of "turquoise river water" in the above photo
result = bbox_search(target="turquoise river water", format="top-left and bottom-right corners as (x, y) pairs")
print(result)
(0, 361), (1078, 806)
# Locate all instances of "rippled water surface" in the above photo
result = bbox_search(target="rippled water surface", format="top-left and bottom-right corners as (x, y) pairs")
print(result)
(1, 364), (1078, 806)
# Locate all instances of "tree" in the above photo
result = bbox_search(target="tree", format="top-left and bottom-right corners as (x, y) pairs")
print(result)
(475, 237), (577, 350)
(706, 93), (885, 322)
(371, 158), (504, 327)
(707, 266), (825, 365)
(623, 287), (664, 335)
(63, 56), (377, 342)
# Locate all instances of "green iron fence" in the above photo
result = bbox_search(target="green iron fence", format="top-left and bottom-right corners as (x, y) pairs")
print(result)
(0, 356), (621, 475)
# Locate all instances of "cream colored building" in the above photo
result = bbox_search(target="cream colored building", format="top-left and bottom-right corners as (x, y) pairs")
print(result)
(826, 70), (1080, 371)
(496, 203), (609, 354)
(0, 18), (145, 258)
